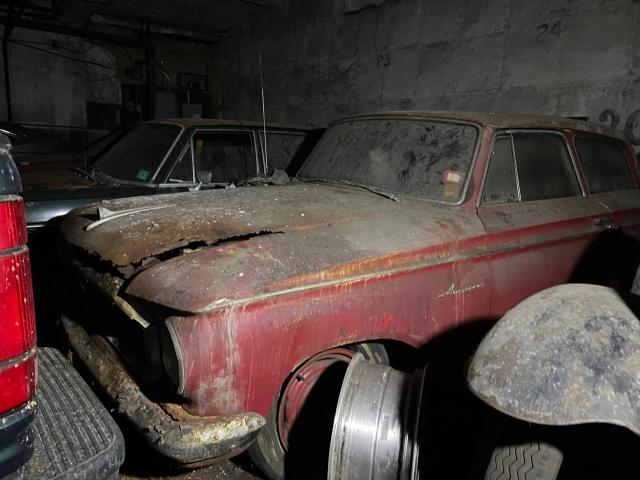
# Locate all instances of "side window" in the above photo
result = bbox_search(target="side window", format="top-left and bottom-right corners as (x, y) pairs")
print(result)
(513, 133), (580, 201)
(260, 132), (308, 174)
(169, 144), (194, 182)
(575, 138), (636, 193)
(192, 131), (256, 183)
(481, 136), (518, 204)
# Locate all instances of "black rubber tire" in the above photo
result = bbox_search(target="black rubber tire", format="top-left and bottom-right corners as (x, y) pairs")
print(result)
(485, 443), (563, 480)
(248, 342), (389, 480)
(632, 264), (640, 296)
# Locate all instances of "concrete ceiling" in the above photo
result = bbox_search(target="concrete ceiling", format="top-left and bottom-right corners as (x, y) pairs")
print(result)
(81, 0), (272, 33)
(2, 0), (273, 36)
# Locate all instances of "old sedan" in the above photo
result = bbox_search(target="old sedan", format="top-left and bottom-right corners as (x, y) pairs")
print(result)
(23, 118), (321, 231)
(57, 112), (640, 479)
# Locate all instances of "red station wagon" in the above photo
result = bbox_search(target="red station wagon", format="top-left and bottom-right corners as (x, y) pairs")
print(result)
(57, 112), (640, 479)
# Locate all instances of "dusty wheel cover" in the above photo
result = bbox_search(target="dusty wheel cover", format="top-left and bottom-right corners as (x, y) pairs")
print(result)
(467, 284), (640, 436)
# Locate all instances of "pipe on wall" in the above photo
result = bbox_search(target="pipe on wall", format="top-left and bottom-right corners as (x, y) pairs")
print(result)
(2, 22), (12, 122)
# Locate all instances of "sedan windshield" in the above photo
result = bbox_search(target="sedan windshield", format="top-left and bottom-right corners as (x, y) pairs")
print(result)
(298, 118), (478, 202)
(92, 123), (181, 182)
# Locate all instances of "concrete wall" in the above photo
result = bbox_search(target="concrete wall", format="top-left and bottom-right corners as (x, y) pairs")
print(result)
(223, 0), (640, 146)
(0, 26), (218, 150)
(0, 27), (136, 126)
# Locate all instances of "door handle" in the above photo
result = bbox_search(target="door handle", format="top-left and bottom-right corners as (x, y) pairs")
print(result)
(593, 216), (617, 229)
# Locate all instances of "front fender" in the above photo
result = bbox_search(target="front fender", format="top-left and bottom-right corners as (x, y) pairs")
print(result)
(467, 284), (640, 436)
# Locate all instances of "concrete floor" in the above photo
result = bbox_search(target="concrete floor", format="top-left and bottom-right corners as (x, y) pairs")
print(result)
(114, 414), (267, 480)
(119, 453), (265, 480)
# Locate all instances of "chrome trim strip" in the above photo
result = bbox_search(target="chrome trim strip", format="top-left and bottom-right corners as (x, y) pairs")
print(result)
(0, 347), (36, 372)
(85, 204), (174, 231)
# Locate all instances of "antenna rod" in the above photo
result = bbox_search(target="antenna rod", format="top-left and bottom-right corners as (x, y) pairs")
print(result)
(259, 48), (268, 170)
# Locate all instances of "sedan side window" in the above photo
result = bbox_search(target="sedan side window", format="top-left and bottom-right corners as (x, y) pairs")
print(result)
(481, 136), (518, 204)
(575, 138), (636, 193)
(192, 131), (256, 183)
(260, 131), (308, 174)
(513, 133), (581, 201)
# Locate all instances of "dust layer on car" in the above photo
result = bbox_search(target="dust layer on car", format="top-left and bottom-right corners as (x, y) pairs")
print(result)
(60, 183), (482, 312)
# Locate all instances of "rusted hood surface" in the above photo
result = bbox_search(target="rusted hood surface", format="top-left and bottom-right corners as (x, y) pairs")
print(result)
(468, 284), (640, 436)
(61, 183), (481, 314)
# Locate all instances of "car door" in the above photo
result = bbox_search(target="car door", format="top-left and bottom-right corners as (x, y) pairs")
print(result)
(570, 134), (640, 288)
(477, 130), (612, 317)
(572, 134), (640, 236)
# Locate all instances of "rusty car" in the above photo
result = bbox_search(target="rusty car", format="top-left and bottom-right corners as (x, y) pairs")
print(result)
(24, 118), (321, 343)
(57, 112), (640, 479)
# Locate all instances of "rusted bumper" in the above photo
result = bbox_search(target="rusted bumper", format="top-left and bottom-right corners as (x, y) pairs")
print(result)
(61, 315), (265, 465)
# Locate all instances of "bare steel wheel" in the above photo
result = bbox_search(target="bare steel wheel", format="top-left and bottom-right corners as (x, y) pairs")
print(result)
(248, 343), (388, 480)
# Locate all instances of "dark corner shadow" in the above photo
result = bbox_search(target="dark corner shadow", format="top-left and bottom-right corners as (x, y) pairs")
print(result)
(569, 229), (640, 291)
(28, 217), (68, 349)
(412, 318), (499, 480)
(285, 128), (325, 177)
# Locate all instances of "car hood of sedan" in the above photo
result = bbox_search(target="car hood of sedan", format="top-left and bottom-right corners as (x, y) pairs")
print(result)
(61, 183), (481, 314)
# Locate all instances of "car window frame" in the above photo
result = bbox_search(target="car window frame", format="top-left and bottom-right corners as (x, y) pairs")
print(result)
(165, 141), (196, 184)
(571, 133), (638, 194)
(144, 121), (186, 184)
(478, 129), (585, 207)
(478, 133), (521, 204)
(183, 127), (260, 184)
(158, 127), (261, 186)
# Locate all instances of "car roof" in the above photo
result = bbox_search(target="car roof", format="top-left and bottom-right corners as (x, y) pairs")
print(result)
(149, 118), (317, 132)
(340, 111), (625, 141)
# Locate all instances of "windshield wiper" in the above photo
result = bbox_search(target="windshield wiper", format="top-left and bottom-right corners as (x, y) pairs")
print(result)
(296, 177), (398, 201)
(72, 166), (100, 184)
(236, 169), (290, 187)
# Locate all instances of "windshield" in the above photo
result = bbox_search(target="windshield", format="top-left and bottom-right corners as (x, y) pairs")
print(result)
(298, 118), (479, 202)
(93, 123), (181, 182)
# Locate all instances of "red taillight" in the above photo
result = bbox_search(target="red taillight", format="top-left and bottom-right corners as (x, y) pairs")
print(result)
(0, 357), (36, 413)
(0, 195), (37, 414)
(0, 197), (27, 251)
(0, 248), (36, 362)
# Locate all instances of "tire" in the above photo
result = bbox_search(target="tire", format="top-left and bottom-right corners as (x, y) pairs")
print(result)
(248, 342), (388, 480)
(485, 443), (563, 480)
(632, 264), (640, 296)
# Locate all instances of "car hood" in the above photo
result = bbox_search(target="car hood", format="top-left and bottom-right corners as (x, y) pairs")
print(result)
(23, 184), (161, 229)
(61, 183), (482, 314)
(21, 168), (95, 191)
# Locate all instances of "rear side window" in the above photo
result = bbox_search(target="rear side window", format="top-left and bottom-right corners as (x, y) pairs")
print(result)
(481, 132), (581, 204)
(260, 131), (308, 174)
(514, 134), (580, 201)
(575, 138), (636, 193)
(192, 131), (256, 183)
(482, 136), (518, 204)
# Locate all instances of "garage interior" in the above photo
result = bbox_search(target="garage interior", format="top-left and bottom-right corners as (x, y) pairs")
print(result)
(3, 0), (640, 143)
(2, 1), (640, 479)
